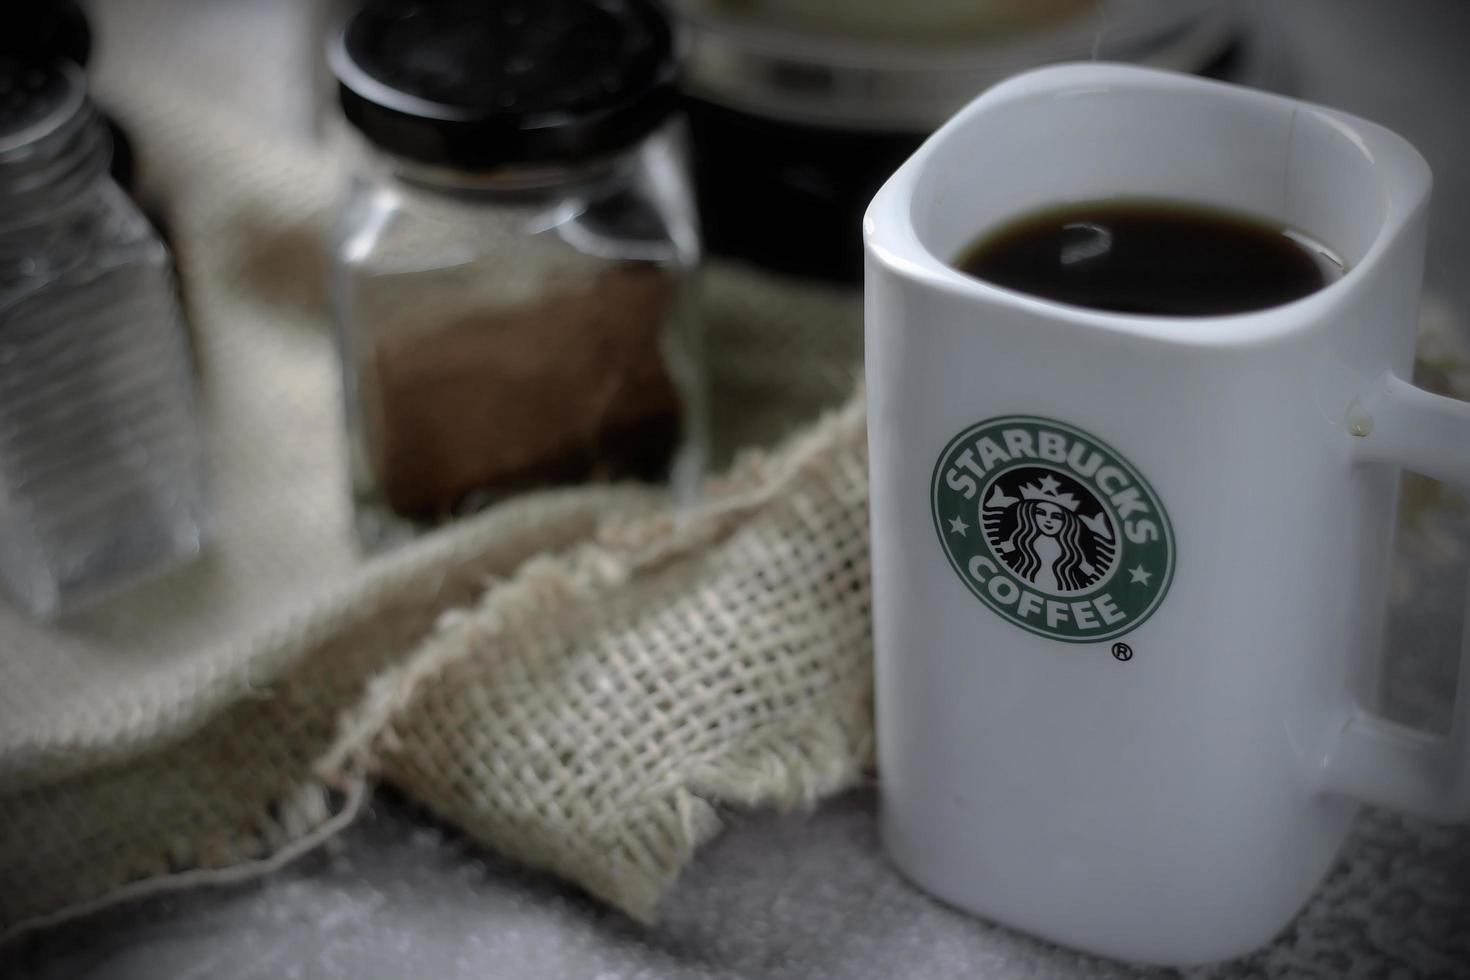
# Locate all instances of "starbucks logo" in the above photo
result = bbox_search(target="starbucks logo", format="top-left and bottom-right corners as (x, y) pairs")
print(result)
(983, 467), (1117, 594)
(931, 416), (1174, 643)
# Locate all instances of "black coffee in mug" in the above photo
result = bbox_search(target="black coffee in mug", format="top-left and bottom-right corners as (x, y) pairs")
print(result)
(954, 199), (1345, 316)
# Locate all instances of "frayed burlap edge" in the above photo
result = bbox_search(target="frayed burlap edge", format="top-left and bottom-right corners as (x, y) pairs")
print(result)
(0, 390), (869, 942)
(316, 392), (873, 922)
(1, 486), (661, 943)
(2, 778), (371, 940)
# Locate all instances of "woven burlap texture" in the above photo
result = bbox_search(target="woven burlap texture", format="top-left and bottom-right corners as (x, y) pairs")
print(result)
(324, 401), (873, 922)
(0, 394), (872, 938)
(0, 7), (867, 938)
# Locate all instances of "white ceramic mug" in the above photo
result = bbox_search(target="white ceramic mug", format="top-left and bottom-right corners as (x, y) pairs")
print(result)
(864, 63), (1470, 966)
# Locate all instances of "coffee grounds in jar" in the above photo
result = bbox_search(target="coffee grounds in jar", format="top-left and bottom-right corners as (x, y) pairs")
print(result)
(364, 263), (680, 519)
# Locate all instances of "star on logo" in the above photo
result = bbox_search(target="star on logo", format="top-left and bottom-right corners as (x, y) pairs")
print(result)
(1128, 564), (1152, 586)
(1036, 474), (1061, 495)
(948, 515), (970, 536)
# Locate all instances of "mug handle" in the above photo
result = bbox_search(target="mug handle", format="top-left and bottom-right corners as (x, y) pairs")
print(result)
(1320, 370), (1470, 821)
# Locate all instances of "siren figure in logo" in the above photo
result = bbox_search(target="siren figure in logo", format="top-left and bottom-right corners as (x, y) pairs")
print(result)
(982, 472), (1116, 594)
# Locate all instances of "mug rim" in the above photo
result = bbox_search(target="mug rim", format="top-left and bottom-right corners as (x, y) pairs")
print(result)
(863, 62), (1432, 347)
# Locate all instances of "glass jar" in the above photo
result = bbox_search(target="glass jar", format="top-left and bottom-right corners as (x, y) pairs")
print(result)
(0, 59), (207, 618)
(328, 0), (705, 546)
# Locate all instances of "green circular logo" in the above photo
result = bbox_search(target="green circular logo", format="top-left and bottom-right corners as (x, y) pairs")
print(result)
(931, 416), (1174, 643)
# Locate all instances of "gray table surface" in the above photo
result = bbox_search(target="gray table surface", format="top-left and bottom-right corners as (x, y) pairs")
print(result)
(5, 1), (1470, 977)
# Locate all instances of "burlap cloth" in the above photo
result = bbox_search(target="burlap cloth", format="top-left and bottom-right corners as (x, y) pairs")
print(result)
(0, 0), (870, 938)
(2, 0), (1468, 956)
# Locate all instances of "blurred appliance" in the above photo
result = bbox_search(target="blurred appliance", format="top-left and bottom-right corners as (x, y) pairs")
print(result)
(675, 0), (1248, 282)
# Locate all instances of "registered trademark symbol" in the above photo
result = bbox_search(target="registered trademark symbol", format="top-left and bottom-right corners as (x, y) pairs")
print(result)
(1111, 642), (1133, 662)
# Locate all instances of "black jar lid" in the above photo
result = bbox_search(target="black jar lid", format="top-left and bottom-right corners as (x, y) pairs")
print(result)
(0, 58), (109, 208)
(331, 0), (678, 170)
(0, 3), (92, 68)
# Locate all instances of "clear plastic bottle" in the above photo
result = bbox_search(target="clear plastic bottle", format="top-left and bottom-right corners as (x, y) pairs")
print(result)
(328, 0), (705, 547)
(0, 60), (207, 617)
